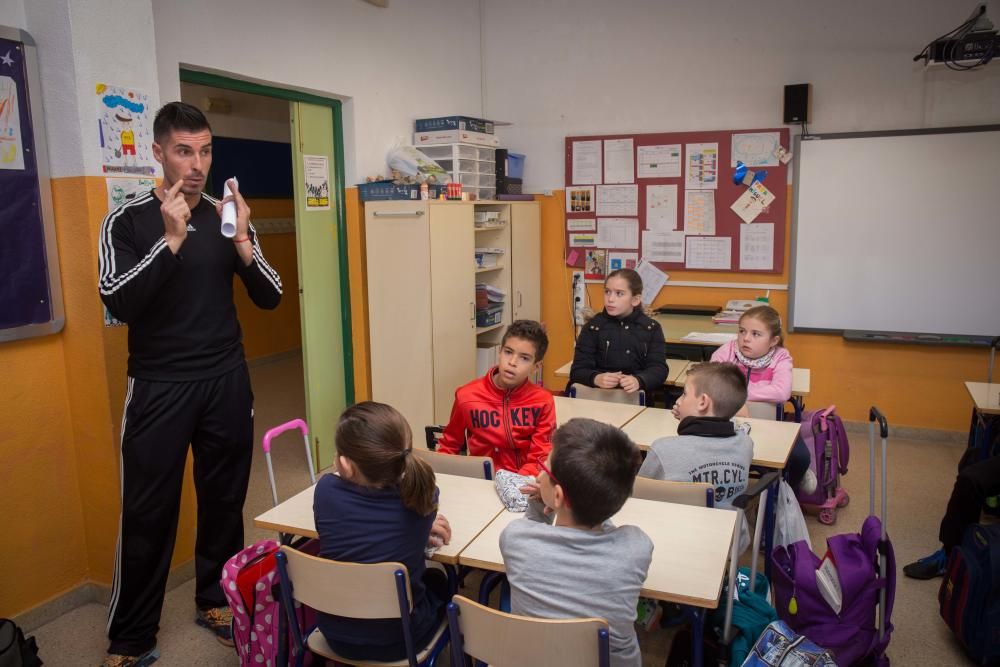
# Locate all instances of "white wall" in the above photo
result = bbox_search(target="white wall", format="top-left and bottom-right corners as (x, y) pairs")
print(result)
(1, 0), (26, 28)
(181, 82), (291, 143)
(482, 0), (1000, 190)
(24, 0), (160, 177)
(153, 0), (484, 185)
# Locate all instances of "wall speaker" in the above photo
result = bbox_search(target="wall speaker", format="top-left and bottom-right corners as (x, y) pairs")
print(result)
(783, 84), (810, 124)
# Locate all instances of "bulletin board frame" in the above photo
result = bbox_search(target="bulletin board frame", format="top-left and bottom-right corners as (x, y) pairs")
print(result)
(564, 128), (790, 276)
(0, 25), (64, 342)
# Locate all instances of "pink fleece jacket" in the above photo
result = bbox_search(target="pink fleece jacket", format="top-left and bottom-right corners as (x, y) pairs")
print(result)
(710, 340), (793, 403)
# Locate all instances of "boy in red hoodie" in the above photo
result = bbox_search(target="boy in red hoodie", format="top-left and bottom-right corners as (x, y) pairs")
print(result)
(437, 320), (555, 476)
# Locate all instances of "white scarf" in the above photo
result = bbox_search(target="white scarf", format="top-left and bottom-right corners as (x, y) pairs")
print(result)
(734, 345), (777, 369)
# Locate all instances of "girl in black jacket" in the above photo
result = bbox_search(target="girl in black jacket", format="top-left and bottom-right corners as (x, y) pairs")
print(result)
(569, 269), (668, 394)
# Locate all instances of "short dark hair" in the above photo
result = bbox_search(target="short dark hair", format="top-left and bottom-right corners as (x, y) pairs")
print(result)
(686, 362), (748, 419)
(550, 418), (641, 527)
(153, 101), (211, 144)
(606, 268), (642, 296)
(502, 319), (549, 362)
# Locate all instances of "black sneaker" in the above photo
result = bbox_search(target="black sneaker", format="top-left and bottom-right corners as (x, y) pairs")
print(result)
(903, 549), (946, 580)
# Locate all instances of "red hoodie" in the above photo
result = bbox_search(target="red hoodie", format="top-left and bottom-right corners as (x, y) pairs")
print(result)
(437, 368), (555, 476)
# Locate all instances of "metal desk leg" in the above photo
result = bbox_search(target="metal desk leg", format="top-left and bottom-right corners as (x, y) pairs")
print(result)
(764, 478), (777, 581)
(690, 607), (705, 667)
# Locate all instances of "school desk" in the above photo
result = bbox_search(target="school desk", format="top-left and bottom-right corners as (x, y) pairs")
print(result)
(553, 359), (691, 386)
(621, 408), (800, 469)
(458, 498), (737, 667)
(553, 395), (646, 428)
(253, 472), (504, 565)
(965, 381), (1000, 457)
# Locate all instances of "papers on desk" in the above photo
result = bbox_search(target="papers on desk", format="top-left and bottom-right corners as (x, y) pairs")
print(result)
(681, 332), (738, 344)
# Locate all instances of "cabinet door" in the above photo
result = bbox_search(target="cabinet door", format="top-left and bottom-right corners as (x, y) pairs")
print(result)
(429, 203), (476, 424)
(365, 201), (434, 435)
(510, 202), (541, 321)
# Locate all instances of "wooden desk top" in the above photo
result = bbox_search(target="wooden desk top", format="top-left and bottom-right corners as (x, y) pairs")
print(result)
(458, 498), (736, 608)
(654, 313), (738, 345)
(554, 360), (691, 386)
(553, 395), (646, 428)
(677, 363), (811, 398)
(621, 407), (800, 469)
(965, 382), (1000, 415)
(253, 473), (504, 565)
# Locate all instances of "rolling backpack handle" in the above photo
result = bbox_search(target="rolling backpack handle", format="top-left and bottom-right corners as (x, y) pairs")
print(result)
(262, 419), (316, 508)
(868, 406), (889, 645)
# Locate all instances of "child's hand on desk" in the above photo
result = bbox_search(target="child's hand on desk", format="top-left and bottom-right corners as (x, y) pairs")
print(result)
(594, 372), (623, 389)
(428, 514), (451, 547)
(518, 479), (540, 502)
(619, 375), (640, 393)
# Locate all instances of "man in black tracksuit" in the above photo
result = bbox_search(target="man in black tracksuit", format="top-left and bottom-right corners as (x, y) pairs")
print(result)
(98, 102), (281, 666)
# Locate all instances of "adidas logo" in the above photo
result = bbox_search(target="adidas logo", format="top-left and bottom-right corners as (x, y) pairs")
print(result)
(186, 223), (197, 231)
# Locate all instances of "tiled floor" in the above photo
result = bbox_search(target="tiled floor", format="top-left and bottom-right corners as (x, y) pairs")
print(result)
(31, 354), (975, 665)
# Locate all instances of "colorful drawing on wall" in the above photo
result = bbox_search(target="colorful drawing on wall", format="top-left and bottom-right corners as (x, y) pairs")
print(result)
(0, 73), (25, 170)
(106, 177), (156, 211)
(97, 83), (156, 175)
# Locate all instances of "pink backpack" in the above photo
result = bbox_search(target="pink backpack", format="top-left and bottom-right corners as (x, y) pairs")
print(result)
(222, 539), (318, 666)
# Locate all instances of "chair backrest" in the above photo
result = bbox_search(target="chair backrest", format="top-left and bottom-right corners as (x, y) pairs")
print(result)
(746, 400), (780, 421)
(277, 545), (410, 619)
(412, 447), (494, 480)
(567, 383), (645, 406)
(631, 477), (714, 507)
(448, 596), (610, 667)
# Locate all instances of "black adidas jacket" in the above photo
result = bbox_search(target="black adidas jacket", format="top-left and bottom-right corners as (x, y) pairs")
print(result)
(98, 189), (282, 381)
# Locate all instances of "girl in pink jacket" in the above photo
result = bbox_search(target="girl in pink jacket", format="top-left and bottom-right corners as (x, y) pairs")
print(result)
(711, 305), (815, 491)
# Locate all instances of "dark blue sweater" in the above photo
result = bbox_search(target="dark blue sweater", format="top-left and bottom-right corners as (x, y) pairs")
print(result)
(312, 473), (439, 649)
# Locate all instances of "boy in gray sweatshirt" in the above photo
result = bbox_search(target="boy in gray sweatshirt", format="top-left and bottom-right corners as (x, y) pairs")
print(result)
(500, 418), (652, 667)
(638, 362), (752, 509)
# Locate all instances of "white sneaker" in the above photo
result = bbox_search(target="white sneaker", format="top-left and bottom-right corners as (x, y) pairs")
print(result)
(799, 468), (818, 495)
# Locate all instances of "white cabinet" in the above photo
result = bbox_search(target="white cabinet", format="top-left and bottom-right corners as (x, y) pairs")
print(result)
(364, 200), (541, 434)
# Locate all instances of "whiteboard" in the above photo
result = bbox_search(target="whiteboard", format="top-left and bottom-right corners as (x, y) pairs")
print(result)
(790, 126), (1000, 338)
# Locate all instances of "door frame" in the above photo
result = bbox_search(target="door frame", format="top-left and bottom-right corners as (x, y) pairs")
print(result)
(179, 68), (354, 404)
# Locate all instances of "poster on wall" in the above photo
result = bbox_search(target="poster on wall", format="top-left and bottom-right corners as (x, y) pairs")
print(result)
(608, 251), (638, 271)
(106, 177), (155, 211)
(0, 74), (25, 170)
(584, 248), (608, 282)
(731, 132), (781, 167)
(684, 142), (719, 189)
(566, 186), (595, 213)
(96, 83), (157, 175)
(303, 155), (331, 210)
(646, 184), (678, 231)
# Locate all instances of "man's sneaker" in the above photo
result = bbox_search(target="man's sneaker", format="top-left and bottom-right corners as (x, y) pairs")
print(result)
(903, 548), (947, 580)
(799, 468), (818, 495)
(195, 606), (235, 646)
(100, 647), (160, 667)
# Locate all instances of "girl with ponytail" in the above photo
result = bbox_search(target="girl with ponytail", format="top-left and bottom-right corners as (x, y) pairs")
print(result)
(313, 401), (451, 661)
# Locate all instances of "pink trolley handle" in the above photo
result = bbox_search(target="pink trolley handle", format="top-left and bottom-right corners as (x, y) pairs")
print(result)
(262, 418), (316, 508)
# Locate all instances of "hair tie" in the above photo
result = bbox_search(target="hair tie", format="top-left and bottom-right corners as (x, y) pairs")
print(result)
(401, 448), (412, 459)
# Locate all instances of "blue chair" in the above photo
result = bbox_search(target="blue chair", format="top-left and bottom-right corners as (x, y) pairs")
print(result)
(274, 546), (450, 667)
(447, 595), (610, 667)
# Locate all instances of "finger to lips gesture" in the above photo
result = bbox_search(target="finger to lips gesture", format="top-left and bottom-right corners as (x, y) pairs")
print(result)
(161, 180), (190, 253)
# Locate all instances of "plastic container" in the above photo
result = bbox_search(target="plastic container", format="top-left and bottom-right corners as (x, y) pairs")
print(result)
(505, 152), (525, 179)
(476, 304), (504, 327)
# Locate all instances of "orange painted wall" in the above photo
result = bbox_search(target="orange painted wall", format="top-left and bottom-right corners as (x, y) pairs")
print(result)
(538, 190), (988, 431)
(345, 188), (371, 402)
(236, 198), (302, 362)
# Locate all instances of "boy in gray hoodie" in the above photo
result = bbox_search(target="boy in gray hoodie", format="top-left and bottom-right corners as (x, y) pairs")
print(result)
(501, 418), (652, 667)
(638, 362), (752, 510)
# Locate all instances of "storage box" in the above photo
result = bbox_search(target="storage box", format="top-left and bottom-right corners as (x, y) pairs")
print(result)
(413, 129), (500, 148)
(357, 181), (447, 201)
(494, 149), (526, 179)
(415, 116), (494, 134)
(496, 176), (523, 195)
(475, 247), (505, 269)
(476, 304), (504, 327)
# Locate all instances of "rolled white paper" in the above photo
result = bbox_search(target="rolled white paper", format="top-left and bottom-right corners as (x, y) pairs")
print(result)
(221, 177), (238, 238)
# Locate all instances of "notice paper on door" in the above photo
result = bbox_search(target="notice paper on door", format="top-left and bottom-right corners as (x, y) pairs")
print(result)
(686, 236), (731, 270)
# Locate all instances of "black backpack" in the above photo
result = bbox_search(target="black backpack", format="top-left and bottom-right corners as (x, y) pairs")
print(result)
(0, 619), (42, 667)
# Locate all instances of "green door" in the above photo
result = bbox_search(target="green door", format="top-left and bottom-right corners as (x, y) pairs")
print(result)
(291, 101), (346, 470)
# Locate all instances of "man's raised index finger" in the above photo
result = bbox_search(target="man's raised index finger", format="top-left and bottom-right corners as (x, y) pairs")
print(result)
(166, 179), (184, 199)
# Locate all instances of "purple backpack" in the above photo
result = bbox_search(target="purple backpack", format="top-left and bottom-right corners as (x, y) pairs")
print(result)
(796, 406), (850, 525)
(772, 517), (896, 665)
